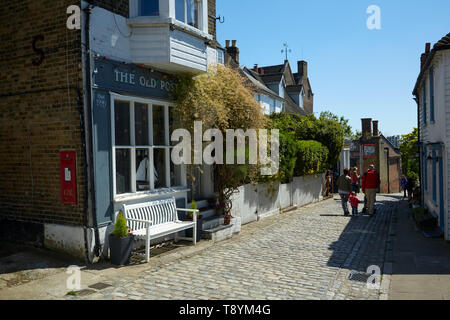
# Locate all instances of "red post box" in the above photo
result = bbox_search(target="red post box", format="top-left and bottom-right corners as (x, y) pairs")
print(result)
(60, 151), (77, 205)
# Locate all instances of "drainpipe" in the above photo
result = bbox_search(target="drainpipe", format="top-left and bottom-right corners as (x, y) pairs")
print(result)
(82, 4), (101, 261)
(384, 147), (390, 193)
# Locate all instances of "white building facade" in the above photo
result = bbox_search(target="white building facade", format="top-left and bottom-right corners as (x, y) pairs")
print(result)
(413, 33), (450, 241)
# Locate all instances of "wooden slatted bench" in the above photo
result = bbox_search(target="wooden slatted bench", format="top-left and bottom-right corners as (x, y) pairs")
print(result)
(121, 197), (199, 262)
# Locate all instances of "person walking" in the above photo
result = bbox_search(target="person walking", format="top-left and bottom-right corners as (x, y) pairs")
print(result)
(349, 191), (361, 216)
(361, 164), (381, 217)
(336, 168), (352, 216)
(400, 175), (408, 199)
(350, 167), (360, 193)
(406, 176), (415, 200)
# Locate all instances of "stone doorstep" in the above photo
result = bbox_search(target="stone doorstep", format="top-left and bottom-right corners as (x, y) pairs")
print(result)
(202, 224), (234, 242)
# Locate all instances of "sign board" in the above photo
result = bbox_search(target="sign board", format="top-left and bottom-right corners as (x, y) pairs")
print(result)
(363, 144), (376, 159)
(93, 58), (176, 100)
(60, 151), (77, 205)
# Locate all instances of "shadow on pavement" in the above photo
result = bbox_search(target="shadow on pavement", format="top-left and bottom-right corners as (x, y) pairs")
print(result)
(325, 195), (396, 274)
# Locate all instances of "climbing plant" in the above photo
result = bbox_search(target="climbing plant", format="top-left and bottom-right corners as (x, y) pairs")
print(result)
(174, 65), (267, 216)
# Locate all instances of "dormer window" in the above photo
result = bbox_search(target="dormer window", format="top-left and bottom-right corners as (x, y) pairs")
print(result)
(176, 0), (201, 29)
(138, 0), (159, 16)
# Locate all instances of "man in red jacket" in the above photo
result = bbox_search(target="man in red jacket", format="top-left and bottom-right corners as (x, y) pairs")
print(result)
(361, 164), (381, 217)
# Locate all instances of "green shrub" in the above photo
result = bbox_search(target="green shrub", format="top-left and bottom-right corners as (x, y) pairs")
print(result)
(294, 140), (329, 176)
(187, 200), (200, 219)
(111, 211), (129, 238)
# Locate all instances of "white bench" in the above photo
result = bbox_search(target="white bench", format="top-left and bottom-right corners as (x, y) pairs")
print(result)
(121, 197), (199, 262)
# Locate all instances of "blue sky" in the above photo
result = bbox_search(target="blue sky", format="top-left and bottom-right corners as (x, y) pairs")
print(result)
(216, 0), (450, 136)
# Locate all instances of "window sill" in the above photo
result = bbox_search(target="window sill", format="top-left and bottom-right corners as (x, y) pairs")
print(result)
(127, 17), (213, 41)
(114, 186), (190, 204)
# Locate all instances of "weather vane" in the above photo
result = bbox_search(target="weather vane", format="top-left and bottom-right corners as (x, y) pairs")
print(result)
(281, 42), (292, 61)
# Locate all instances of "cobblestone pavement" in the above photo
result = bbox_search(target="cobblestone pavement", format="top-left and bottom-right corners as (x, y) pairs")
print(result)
(68, 194), (399, 300)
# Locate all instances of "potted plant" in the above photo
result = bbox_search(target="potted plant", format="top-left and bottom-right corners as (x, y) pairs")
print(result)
(185, 200), (203, 241)
(109, 211), (134, 265)
(224, 213), (232, 225)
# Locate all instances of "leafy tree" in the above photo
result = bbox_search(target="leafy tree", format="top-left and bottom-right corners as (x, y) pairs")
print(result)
(319, 111), (353, 138)
(398, 128), (419, 180)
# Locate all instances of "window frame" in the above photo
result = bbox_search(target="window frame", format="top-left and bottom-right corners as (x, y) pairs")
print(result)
(110, 92), (179, 199)
(175, 0), (202, 29)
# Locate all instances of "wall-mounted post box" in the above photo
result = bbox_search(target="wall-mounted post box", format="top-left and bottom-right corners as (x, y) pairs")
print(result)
(60, 151), (77, 205)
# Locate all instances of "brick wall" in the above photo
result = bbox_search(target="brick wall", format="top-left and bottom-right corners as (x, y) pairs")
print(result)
(208, 0), (216, 40)
(0, 0), (86, 227)
(89, 0), (129, 17)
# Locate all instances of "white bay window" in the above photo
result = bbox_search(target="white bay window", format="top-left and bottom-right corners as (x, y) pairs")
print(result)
(111, 94), (183, 197)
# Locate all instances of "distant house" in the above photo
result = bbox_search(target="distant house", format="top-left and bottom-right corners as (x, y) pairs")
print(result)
(350, 119), (402, 193)
(386, 135), (402, 148)
(413, 33), (450, 240)
(223, 41), (313, 116)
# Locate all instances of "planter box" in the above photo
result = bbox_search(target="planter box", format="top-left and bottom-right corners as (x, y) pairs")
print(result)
(109, 234), (134, 265)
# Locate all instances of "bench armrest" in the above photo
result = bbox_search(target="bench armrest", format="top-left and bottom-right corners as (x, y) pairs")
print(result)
(176, 208), (198, 224)
(176, 208), (199, 213)
(127, 218), (152, 226)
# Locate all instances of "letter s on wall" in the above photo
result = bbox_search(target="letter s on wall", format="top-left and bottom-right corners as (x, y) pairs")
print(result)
(32, 35), (45, 66)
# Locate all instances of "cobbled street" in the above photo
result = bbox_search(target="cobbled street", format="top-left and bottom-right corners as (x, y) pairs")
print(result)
(65, 194), (398, 300)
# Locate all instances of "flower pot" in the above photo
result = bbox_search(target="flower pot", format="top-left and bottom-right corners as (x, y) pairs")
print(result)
(109, 234), (134, 265)
(185, 215), (202, 242)
(224, 215), (232, 225)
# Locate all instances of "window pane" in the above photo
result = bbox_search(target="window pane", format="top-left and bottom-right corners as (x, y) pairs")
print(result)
(114, 101), (130, 146)
(153, 105), (166, 146)
(154, 148), (167, 189)
(175, 0), (185, 22)
(170, 161), (182, 187)
(136, 148), (150, 191)
(116, 149), (131, 194)
(135, 102), (149, 146)
(187, 0), (199, 28)
(139, 0), (159, 16)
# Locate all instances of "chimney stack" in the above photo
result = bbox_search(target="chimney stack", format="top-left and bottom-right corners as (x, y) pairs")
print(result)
(226, 40), (239, 64)
(258, 67), (264, 75)
(372, 120), (379, 136)
(298, 61), (308, 78)
(361, 118), (372, 139)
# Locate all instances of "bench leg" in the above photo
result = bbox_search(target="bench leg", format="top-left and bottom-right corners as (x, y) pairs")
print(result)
(193, 223), (197, 246)
(145, 226), (151, 262)
(174, 232), (178, 243)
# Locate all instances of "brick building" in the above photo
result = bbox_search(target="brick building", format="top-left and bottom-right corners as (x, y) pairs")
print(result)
(350, 118), (402, 193)
(0, 0), (222, 261)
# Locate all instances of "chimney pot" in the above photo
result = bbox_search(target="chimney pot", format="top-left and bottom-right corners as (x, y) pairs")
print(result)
(258, 67), (264, 75)
(372, 120), (379, 136)
(253, 64), (258, 72)
(226, 41), (239, 64)
(225, 40), (230, 47)
(425, 42), (431, 54)
(361, 118), (372, 139)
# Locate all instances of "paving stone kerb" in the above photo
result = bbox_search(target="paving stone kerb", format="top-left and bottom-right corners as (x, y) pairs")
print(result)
(65, 194), (397, 300)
